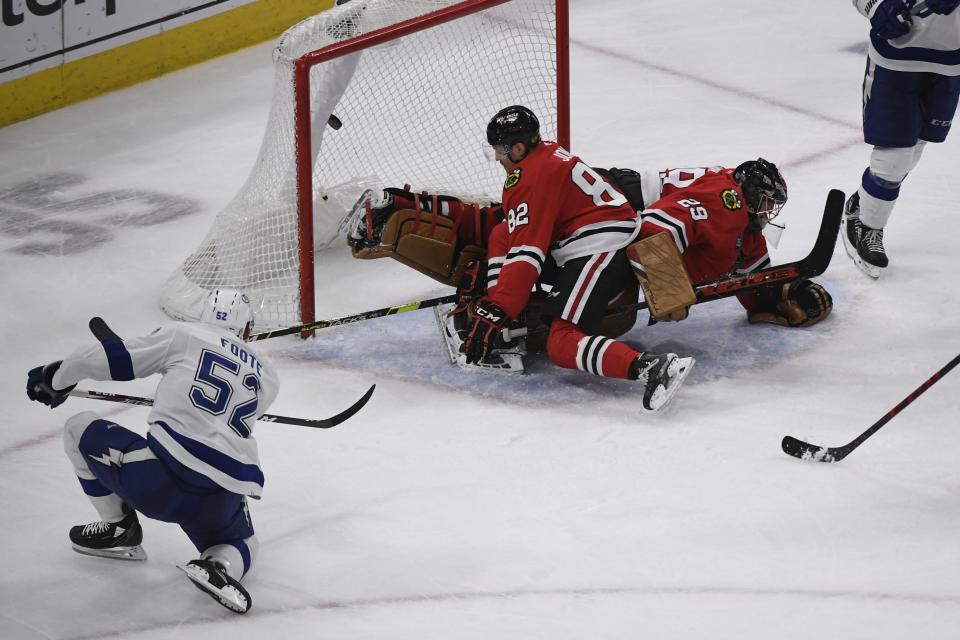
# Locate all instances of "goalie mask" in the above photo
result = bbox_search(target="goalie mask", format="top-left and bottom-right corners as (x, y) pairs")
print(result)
(200, 288), (254, 339)
(734, 158), (787, 234)
(486, 105), (541, 155)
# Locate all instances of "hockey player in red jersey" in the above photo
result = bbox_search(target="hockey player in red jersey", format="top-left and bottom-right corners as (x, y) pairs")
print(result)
(638, 161), (832, 327)
(459, 105), (694, 411)
(344, 106), (832, 412)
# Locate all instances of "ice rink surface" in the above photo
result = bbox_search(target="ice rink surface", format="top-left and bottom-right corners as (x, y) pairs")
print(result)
(2, 1), (960, 637)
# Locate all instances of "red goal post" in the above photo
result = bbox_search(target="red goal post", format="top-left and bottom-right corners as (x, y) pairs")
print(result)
(160, 0), (570, 333)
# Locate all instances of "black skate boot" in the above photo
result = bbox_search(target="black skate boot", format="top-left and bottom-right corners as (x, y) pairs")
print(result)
(178, 558), (252, 614)
(69, 504), (146, 561)
(841, 192), (887, 278)
(630, 352), (695, 412)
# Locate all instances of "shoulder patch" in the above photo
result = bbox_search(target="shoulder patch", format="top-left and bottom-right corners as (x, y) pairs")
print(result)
(720, 187), (742, 211)
(504, 168), (521, 191)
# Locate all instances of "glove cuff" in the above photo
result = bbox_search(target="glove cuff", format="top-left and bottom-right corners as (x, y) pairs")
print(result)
(471, 300), (508, 326)
(44, 361), (76, 393)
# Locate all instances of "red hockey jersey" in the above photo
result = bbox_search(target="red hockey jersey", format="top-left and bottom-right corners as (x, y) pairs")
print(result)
(487, 141), (639, 318)
(639, 167), (770, 310)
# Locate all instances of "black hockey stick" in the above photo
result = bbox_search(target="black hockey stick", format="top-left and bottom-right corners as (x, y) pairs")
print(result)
(248, 295), (458, 341)
(250, 189), (843, 341)
(782, 353), (960, 462)
(90, 316), (121, 341)
(67, 384), (376, 429)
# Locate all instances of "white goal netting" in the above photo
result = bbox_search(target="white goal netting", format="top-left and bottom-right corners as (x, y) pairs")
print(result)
(160, 0), (563, 330)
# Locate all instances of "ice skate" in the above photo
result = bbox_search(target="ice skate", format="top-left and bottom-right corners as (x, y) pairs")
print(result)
(841, 192), (886, 279)
(631, 352), (694, 412)
(435, 303), (525, 373)
(69, 506), (147, 561)
(337, 188), (376, 237)
(178, 558), (251, 614)
(340, 188), (394, 251)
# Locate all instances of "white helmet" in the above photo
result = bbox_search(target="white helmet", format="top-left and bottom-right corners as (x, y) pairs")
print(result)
(200, 288), (254, 339)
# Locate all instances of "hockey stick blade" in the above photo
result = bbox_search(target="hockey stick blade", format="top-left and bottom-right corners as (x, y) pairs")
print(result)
(257, 384), (376, 428)
(89, 317), (122, 341)
(67, 384), (376, 429)
(782, 352), (960, 463)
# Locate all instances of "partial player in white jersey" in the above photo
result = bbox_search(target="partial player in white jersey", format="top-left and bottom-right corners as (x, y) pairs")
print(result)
(846, 0), (960, 277)
(26, 289), (279, 614)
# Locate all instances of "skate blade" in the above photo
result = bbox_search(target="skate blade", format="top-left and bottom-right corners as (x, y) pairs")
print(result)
(337, 188), (376, 237)
(852, 253), (882, 279)
(72, 543), (147, 561)
(434, 304), (459, 365)
(841, 214), (882, 279)
(457, 351), (525, 374)
(177, 563), (250, 614)
(643, 356), (695, 413)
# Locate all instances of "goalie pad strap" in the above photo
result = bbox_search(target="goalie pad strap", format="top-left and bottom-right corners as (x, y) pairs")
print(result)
(626, 232), (696, 321)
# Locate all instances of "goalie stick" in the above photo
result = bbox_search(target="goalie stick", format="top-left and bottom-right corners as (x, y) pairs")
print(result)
(251, 189), (844, 341)
(781, 353), (960, 463)
(67, 385), (376, 429)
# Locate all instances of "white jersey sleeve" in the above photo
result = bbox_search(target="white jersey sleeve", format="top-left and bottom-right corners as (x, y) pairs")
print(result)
(54, 322), (280, 498)
(854, 0), (960, 75)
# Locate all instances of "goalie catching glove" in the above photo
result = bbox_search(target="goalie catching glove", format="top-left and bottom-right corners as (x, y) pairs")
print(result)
(748, 279), (832, 327)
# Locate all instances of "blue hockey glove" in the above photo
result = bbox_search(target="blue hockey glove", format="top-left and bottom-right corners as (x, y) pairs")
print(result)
(870, 0), (913, 40)
(27, 361), (76, 408)
(926, 0), (960, 14)
(463, 299), (508, 364)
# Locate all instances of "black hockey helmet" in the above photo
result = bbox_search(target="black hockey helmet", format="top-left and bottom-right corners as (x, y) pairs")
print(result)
(734, 158), (787, 233)
(486, 105), (541, 150)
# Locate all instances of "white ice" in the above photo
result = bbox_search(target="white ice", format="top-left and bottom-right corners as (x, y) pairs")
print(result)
(2, 1), (959, 638)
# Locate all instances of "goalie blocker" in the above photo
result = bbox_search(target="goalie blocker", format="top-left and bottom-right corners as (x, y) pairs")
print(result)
(626, 232), (696, 322)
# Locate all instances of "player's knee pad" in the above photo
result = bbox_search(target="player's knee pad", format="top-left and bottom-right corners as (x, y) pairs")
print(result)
(63, 411), (101, 477)
(203, 536), (258, 581)
(869, 144), (923, 185)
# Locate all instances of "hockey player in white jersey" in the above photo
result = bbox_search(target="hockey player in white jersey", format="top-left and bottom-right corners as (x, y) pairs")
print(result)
(26, 289), (279, 614)
(846, 0), (960, 277)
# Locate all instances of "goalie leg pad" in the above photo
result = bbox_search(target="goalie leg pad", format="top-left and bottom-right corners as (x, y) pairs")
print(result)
(626, 232), (696, 321)
(350, 208), (486, 287)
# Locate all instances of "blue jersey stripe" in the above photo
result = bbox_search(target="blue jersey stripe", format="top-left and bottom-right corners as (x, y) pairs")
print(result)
(153, 421), (265, 488)
(101, 339), (135, 381)
(872, 36), (960, 67)
(77, 476), (112, 497)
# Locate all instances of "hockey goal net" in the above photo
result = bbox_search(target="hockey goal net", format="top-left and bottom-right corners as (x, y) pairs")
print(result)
(159, 0), (569, 331)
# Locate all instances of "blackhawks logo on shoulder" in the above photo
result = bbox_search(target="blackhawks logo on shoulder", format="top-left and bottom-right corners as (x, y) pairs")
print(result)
(504, 168), (521, 191)
(720, 188), (742, 211)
